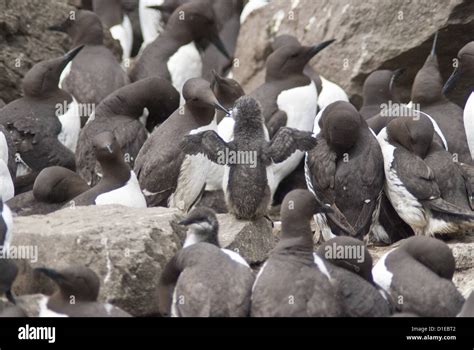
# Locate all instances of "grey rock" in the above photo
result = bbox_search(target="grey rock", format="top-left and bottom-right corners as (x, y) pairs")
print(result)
(8, 205), (274, 316)
(233, 0), (474, 103)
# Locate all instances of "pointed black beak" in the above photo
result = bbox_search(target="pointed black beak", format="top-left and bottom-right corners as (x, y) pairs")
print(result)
(208, 30), (231, 59)
(319, 204), (334, 214)
(442, 67), (460, 95)
(213, 101), (230, 115)
(35, 267), (65, 282)
(178, 217), (194, 226)
(48, 22), (66, 33)
(64, 45), (85, 62)
(58, 45), (84, 73)
(5, 289), (16, 305)
(147, 4), (172, 13)
(306, 39), (336, 60)
(430, 31), (439, 57)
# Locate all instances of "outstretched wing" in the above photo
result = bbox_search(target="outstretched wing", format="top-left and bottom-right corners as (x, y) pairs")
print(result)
(181, 130), (233, 164)
(263, 127), (316, 164)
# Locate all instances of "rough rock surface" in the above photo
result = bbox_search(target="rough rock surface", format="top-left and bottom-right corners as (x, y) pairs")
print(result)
(0, 0), (122, 103)
(7, 205), (274, 316)
(233, 0), (474, 105)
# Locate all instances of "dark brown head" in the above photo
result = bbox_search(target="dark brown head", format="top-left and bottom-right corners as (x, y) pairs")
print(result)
(280, 189), (332, 241)
(386, 113), (434, 159)
(35, 265), (100, 302)
(49, 10), (104, 46)
(22, 45), (84, 98)
(92, 131), (122, 163)
(320, 101), (363, 155)
(92, 0), (123, 28)
(210, 70), (245, 108)
(271, 34), (300, 52)
(411, 32), (443, 105)
(442, 41), (474, 105)
(362, 69), (404, 106)
(265, 39), (335, 80)
(182, 78), (228, 114)
(401, 236), (456, 280)
(179, 207), (220, 248)
(164, 1), (230, 58)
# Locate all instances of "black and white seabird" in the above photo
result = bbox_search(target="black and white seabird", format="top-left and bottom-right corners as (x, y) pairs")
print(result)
(316, 237), (391, 317)
(92, 0), (134, 63)
(0, 126), (15, 200)
(134, 78), (227, 210)
(204, 70), (245, 192)
(443, 41), (474, 109)
(70, 132), (146, 208)
(305, 101), (384, 241)
(249, 37), (334, 197)
(411, 32), (472, 165)
(377, 115), (474, 237)
(251, 189), (343, 317)
(372, 236), (464, 317)
(157, 207), (254, 317)
(270, 34), (349, 112)
(76, 77), (179, 186)
(0, 201), (17, 306)
(0, 47), (84, 194)
(443, 41), (474, 160)
(49, 10), (129, 113)
(130, 1), (230, 102)
(35, 265), (131, 317)
(182, 96), (317, 220)
(200, 0), (243, 80)
(359, 69), (404, 120)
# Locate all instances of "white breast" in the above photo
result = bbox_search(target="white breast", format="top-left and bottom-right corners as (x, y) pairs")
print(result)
(313, 253), (333, 281)
(1, 203), (13, 247)
(0, 161), (13, 201)
(139, 0), (164, 50)
(464, 92), (474, 159)
(205, 117), (235, 191)
(95, 171), (147, 208)
(222, 248), (250, 268)
(377, 129), (426, 231)
(271, 82), (318, 193)
(59, 61), (72, 90)
(372, 250), (394, 293)
(0, 132), (14, 201)
(57, 97), (81, 153)
(317, 76), (349, 111)
(167, 42), (202, 105)
(110, 14), (134, 63)
(170, 120), (217, 211)
(38, 296), (69, 317)
(251, 261), (268, 294)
